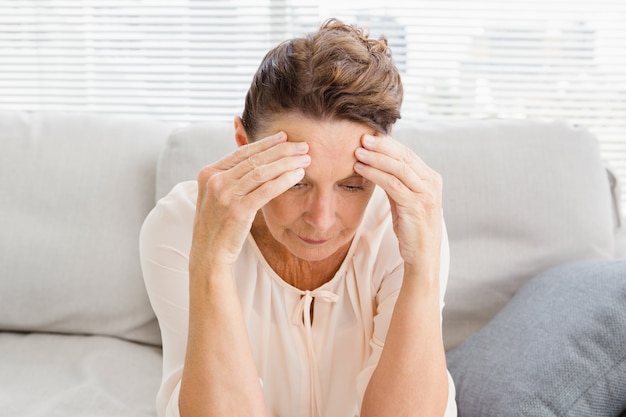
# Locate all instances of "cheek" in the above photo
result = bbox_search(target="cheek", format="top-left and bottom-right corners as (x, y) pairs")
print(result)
(338, 194), (373, 226)
(263, 195), (303, 224)
(355, 188), (376, 216)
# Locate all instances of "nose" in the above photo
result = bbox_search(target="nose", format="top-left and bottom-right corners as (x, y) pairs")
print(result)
(303, 191), (336, 233)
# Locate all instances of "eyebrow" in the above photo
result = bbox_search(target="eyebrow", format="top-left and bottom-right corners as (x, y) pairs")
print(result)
(342, 172), (364, 180)
(301, 172), (367, 183)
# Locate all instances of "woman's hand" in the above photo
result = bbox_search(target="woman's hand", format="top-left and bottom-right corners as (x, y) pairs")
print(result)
(191, 131), (310, 271)
(354, 134), (442, 269)
(357, 134), (450, 417)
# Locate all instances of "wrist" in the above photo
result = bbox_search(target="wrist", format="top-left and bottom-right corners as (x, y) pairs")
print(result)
(401, 261), (441, 295)
(189, 256), (236, 298)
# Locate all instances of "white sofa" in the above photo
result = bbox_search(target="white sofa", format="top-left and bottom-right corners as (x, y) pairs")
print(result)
(1, 110), (624, 416)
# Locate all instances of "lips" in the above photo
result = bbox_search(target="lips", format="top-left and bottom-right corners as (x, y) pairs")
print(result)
(298, 236), (329, 245)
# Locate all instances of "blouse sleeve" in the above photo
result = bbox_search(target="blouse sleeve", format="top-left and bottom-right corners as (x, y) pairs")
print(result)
(139, 181), (198, 417)
(355, 218), (457, 417)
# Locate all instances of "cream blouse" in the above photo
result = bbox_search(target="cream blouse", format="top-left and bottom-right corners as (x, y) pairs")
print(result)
(140, 180), (457, 417)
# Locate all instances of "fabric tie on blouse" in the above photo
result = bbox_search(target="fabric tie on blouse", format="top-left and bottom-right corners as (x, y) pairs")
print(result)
(291, 288), (339, 327)
(291, 288), (339, 417)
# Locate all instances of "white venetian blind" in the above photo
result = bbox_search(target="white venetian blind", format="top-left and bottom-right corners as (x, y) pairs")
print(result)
(0, 0), (321, 122)
(1, 0), (625, 219)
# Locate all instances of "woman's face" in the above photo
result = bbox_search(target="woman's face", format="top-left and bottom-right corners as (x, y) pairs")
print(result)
(250, 114), (377, 262)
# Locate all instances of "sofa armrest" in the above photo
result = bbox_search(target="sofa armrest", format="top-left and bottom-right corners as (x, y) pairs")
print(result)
(607, 167), (625, 258)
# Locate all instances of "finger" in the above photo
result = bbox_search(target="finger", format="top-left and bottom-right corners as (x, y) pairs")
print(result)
(355, 146), (423, 192)
(242, 167), (306, 210)
(229, 140), (309, 182)
(213, 131), (289, 170)
(361, 134), (431, 177)
(354, 160), (414, 203)
(196, 160), (307, 227)
(197, 139), (309, 214)
(234, 153), (311, 197)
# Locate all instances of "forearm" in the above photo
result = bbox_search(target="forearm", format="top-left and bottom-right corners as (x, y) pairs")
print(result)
(175, 131), (308, 417)
(179, 264), (266, 417)
(361, 264), (449, 417)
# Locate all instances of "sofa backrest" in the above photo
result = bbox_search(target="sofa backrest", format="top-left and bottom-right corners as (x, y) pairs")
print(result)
(156, 118), (618, 350)
(393, 119), (616, 349)
(0, 111), (174, 345)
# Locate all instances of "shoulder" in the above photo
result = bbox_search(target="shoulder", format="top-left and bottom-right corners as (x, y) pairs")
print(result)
(152, 180), (198, 217)
(143, 181), (197, 227)
(139, 181), (198, 257)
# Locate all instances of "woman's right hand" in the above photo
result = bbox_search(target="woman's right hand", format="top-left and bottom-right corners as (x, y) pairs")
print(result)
(190, 131), (310, 273)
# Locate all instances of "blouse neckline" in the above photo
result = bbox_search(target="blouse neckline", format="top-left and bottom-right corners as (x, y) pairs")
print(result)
(245, 225), (363, 294)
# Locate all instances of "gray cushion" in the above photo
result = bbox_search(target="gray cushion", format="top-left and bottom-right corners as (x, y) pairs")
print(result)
(0, 111), (173, 345)
(446, 259), (626, 417)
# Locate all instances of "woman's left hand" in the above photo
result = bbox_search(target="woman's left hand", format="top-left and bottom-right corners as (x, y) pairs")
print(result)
(354, 133), (443, 269)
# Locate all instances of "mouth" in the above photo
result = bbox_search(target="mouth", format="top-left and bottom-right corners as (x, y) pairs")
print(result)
(298, 236), (330, 245)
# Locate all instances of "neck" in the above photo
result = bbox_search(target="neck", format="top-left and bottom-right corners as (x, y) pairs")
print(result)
(250, 213), (349, 291)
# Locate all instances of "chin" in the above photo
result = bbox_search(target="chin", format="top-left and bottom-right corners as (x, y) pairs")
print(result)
(287, 237), (349, 263)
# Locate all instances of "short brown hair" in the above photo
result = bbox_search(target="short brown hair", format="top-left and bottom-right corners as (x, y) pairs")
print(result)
(241, 18), (403, 139)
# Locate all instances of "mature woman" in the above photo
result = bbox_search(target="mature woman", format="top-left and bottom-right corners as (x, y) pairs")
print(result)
(140, 19), (457, 417)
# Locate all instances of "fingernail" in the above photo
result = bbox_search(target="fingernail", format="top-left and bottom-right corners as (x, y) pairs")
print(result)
(355, 147), (367, 158)
(299, 155), (311, 166)
(354, 162), (365, 171)
(295, 142), (308, 152)
(363, 135), (375, 147)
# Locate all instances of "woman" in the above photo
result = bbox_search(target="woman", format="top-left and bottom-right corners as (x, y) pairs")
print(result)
(140, 19), (457, 417)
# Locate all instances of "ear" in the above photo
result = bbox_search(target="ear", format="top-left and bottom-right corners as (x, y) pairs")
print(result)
(234, 116), (249, 147)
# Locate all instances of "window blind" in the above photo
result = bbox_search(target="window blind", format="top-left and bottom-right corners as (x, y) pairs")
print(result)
(1, 0), (625, 220)
(0, 1), (320, 121)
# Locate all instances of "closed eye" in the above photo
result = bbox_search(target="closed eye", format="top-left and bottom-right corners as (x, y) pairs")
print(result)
(291, 182), (308, 190)
(342, 184), (364, 192)
(340, 175), (372, 192)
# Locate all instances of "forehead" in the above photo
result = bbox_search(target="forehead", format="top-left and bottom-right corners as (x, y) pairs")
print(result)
(261, 113), (374, 180)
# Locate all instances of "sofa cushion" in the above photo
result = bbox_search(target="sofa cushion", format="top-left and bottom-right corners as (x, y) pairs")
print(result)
(446, 259), (626, 417)
(393, 119), (616, 349)
(0, 111), (173, 345)
(156, 121), (236, 199)
(0, 332), (162, 417)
